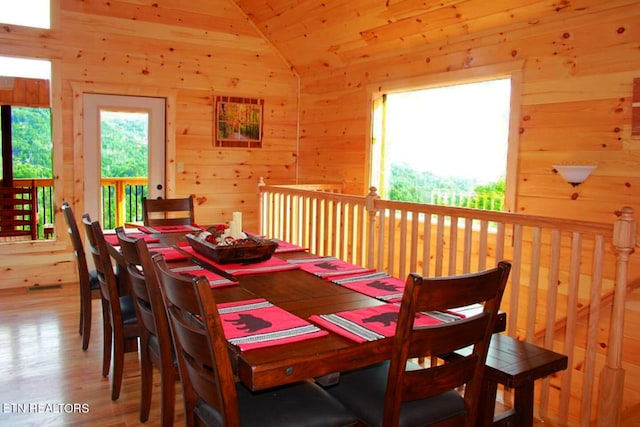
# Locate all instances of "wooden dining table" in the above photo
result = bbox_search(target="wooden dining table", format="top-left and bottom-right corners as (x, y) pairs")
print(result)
(107, 227), (507, 393)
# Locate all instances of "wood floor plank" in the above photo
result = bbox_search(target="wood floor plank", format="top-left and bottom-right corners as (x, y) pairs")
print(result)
(0, 285), (184, 426)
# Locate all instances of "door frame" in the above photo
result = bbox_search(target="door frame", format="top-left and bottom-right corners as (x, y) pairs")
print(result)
(70, 82), (177, 222)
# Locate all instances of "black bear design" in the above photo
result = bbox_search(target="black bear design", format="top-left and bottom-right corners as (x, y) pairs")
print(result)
(227, 313), (272, 333)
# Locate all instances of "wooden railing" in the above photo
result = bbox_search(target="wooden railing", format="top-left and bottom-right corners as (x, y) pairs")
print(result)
(258, 180), (636, 427)
(10, 177), (148, 238)
(100, 177), (147, 228)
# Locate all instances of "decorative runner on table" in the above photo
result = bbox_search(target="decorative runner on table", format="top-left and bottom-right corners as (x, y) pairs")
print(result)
(103, 232), (160, 246)
(273, 240), (309, 254)
(147, 245), (190, 262)
(243, 233), (309, 254)
(287, 256), (376, 278)
(181, 246), (299, 276)
(309, 304), (465, 343)
(331, 272), (406, 303)
(170, 265), (238, 288)
(218, 298), (328, 351)
(138, 224), (205, 234)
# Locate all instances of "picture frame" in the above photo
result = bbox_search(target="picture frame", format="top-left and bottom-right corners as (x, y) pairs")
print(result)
(215, 95), (263, 148)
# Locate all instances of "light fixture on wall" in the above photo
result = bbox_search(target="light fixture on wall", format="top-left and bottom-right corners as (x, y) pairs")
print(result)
(553, 165), (596, 187)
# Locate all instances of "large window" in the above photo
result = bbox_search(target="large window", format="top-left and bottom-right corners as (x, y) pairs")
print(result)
(0, 0), (50, 29)
(0, 56), (53, 240)
(371, 77), (511, 211)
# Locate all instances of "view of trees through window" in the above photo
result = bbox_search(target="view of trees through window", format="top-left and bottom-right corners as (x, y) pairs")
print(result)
(0, 109), (148, 180)
(100, 111), (148, 178)
(0, 107), (52, 179)
(377, 77), (510, 211)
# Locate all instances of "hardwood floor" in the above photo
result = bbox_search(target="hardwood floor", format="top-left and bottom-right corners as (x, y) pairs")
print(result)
(0, 284), (184, 426)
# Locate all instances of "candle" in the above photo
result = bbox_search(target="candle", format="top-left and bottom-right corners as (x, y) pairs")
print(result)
(228, 220), (238, 238)
(232, 211), (243, 233)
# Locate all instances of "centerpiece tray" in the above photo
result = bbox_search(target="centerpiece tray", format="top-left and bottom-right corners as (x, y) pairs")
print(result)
(185, 233), (278, 264)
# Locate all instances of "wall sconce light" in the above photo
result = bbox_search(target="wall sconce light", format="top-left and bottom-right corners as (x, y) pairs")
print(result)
(553, 165), (597, 187)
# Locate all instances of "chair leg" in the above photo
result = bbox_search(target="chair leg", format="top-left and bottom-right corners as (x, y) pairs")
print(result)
(159, 366), (176, 427)
(139, 339), (152, 422)
(81, 291), (92, 351)
(78, 293), (83, 336)
(101, 302), (113, 378)
(111, 333), (125, 401)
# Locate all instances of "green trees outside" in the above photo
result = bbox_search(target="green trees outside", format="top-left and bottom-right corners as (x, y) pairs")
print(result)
(7, 107), (52, 179)
(388, 163), (505, 211)
(3, 107), (148, 180)
(3, 107), (149, 231)
(99, 111), (148, 178)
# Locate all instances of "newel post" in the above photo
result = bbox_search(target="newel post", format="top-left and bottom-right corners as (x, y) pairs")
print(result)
(257, 177), (266, 236)
(598, 207), (636, 426)
(365, 186), (379, 268)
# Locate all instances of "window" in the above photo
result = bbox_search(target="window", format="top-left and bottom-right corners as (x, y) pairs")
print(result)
(371, 77), (512, 211)
(0, 56), (53, 240)
(0, 0), (50, 29)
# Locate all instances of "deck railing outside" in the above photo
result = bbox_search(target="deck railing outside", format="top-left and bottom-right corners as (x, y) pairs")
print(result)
(100, 177), (147, 229)
(258, 180), (636, 427)
(13, 177), (147, 237)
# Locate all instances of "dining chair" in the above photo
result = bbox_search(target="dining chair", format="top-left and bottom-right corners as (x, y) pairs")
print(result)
(82, 215), (140, 401)
(153, 254), (358, 427)
(116, 227), (178, 426)
(325, 261), (511, 427)
(61, 202), (101, 351)
(142, 196), (195, 226)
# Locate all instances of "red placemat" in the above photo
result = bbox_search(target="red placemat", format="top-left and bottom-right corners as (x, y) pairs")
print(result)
(181, 246), (299, 276)
(242, 232), (308, 254)
(331, 272), (405, 303)
(310, 304), (463, 343)
(103, 232), (160, 246)
(148, 245), (189, 262)
(217, 298), (328, 351)
(287, 256), (375, 278)
(274, 240), (309, 253)
(138, 224), (205, 234)
(170, 265), (238, 288)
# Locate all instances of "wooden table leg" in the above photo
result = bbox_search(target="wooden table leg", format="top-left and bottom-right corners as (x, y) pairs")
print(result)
(513, 382), (535, 427)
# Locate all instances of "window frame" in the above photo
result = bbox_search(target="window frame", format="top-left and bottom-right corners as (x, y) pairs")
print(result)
(366, 61), (523, 213)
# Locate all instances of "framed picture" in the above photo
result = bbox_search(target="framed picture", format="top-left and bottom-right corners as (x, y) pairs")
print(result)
(215, 96), (264, 148)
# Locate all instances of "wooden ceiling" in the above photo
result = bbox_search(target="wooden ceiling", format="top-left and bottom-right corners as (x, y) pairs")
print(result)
(232, 0), (613, 75)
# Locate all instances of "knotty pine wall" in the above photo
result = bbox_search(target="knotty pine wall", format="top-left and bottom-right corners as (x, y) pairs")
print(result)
(296, 0), (640, 279)
(0, 0), (299, 290)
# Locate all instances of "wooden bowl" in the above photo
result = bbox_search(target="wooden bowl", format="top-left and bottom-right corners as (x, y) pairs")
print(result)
(185, 233), (278, 264)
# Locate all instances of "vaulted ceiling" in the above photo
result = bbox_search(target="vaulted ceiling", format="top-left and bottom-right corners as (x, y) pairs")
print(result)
(232, 0), (609, 76)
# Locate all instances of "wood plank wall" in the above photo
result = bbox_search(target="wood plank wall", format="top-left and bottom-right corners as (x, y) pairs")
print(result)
(0, 0), (299, 289)
(0, 78), (49, 107)
(297, 1), (640, 224)
(296, 0), (640, 282)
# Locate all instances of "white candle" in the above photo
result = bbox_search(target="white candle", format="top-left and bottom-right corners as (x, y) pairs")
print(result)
(232, 211), (243, 233)
(228, 220), (238, 238)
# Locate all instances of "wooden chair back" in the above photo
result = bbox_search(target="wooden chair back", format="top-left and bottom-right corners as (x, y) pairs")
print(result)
(62, 201), (99, 350)
(153, 255), (241, 426)
(116, 227), (177, 424)
(82, 215), (140, 401)
(116, 227), (163, 340)
(0, 181), (37, 240)
(384, 261), (511, 427)
(143, 196), (194, 226)
(82, 215), (123, 328)
(62, 202), (92, 295)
